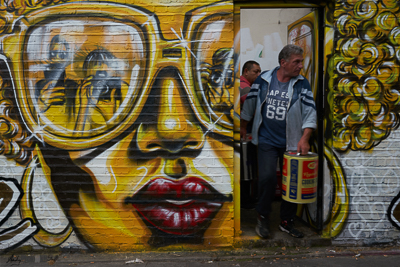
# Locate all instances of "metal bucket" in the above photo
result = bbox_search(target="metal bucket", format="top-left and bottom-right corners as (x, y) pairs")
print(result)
(282, 151), (318, 204)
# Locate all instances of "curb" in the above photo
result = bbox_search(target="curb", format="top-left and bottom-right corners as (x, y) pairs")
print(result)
(2, 246), (400, 265)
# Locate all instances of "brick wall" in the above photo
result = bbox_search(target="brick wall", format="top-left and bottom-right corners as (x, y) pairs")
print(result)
(0, 0), (235, 251)
(3, 0), (400, 252)
(327, 0), (400, 245)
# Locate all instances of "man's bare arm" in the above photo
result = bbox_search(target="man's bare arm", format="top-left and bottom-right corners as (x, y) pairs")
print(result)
(297, 128), (313, 154)
(240, 119), (249, 140)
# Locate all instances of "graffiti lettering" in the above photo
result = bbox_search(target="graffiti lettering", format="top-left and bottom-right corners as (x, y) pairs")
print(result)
(6, 255), (21, 265)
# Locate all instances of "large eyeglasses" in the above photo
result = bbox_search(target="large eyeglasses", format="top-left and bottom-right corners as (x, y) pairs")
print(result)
(2, 1), (234, 149)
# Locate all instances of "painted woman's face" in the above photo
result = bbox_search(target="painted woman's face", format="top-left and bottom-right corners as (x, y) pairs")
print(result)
(63, 58), (234, 248)
(6, 1), (234, 249)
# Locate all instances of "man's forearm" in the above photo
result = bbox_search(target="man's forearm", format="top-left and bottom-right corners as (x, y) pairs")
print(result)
(240, 119), (249, 140)
(240, 119), (249, 129)
(301, 128), (313, 142)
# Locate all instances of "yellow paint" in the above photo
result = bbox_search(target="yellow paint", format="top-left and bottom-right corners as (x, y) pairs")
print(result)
(19, 145), (73, 247)
(0, 0), (236, 250)
(332, 0), (400, 151)
(5, 0), (392, 249)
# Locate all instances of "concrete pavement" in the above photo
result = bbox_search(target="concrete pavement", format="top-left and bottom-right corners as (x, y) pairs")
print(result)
(1, 204), (397, 266)
(3, 245), (400, 266)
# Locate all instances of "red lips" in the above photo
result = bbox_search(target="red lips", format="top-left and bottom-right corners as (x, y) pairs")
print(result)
(127, 177), (225, 235)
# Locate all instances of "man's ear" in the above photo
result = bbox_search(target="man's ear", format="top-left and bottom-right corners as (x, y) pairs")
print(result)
(243, 68), (249, 77)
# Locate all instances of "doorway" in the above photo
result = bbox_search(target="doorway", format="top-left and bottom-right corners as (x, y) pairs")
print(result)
(238, 6), (326, 238)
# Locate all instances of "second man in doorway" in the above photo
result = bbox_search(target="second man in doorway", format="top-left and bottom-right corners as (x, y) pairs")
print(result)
(240, 60), (261, 96)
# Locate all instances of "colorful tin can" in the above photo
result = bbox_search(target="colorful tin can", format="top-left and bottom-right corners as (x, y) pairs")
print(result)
(282, 151), (318, 204)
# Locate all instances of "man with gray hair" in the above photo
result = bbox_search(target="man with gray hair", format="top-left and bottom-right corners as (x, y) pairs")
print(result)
(240, 44), (317, 238)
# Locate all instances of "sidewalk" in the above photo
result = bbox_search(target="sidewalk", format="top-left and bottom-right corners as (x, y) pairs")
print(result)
(3, 245), (400, 266)
(238, 204), (331, 248)
(2, 203), (399, 265)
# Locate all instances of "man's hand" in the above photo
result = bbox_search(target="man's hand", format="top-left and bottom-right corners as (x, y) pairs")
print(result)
(297, 128), (313, 155)
(297, 137), (310, 155)
(240, 119), (249, 140)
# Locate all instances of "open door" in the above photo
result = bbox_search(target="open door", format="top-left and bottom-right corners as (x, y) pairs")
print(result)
(288, 11), (319, 97)
(288, 11), (323, 230)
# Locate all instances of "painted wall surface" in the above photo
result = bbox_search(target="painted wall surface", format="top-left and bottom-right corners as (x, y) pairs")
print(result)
(3, 0), (400, 252)
(0, 0), (236, 251)
(327, 0), (400, 245)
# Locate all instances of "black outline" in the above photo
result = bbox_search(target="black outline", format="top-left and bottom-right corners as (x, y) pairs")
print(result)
(0, 219), (39, 253)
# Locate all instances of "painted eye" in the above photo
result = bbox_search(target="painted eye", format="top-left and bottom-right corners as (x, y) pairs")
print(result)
(192, 14), (234, 130)
(23, 17), (146, 139)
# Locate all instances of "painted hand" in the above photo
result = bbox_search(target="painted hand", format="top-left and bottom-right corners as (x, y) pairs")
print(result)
(38, 81), (66, 112)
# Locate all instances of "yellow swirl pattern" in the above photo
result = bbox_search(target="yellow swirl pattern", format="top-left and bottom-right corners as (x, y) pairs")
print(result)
(332, 0), (400, 151)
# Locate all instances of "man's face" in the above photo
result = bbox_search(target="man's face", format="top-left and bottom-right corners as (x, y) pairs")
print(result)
(244, 64), (261, 85)
(4, 1), (234, 249)
(281, 54), (304, 78)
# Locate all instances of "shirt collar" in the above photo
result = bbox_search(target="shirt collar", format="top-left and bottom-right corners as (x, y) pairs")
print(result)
(240, 76), (251, 88)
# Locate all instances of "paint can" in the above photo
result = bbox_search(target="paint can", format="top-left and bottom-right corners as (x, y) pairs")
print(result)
(282, 151), (318, 204)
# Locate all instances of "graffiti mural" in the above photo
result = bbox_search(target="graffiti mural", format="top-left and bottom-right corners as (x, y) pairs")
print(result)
(0, 0), (235, 251)
(0, 178), (39, 250)
(328, 0), (400, 243)
(3, 0), (400, 251)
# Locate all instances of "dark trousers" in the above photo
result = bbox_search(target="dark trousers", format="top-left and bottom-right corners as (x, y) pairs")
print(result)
(256, 143), (297, 220)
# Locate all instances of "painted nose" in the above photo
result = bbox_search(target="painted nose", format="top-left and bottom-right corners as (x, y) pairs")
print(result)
(136, 68), (205, 154)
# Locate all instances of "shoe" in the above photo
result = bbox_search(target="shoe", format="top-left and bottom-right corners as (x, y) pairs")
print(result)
(255, 215), (270, 238)
(279, 219), (304, 238)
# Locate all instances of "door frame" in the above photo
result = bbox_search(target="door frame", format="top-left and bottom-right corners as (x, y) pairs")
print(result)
(233, 0), (327, 233)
